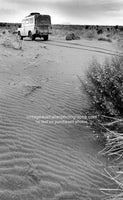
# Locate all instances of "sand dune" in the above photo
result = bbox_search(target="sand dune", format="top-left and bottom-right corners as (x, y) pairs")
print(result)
(0, 35), (117, 199)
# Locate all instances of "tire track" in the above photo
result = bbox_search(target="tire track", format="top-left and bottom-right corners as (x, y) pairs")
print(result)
(44, 39), (123, 56)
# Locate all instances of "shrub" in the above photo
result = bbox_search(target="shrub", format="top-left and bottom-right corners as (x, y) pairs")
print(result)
(2, 33), (22, 50)
(83, 30), (97, 40)
(97, 29), (103, 35)
(66, 32), (80, 40)
(115, 25), (119, 30)
(85, 25), (89, 30)
(81, 57), (123, 118)
(80, 57), (123, 200)
(119, 26), (123, 32)
(2, 30), (6, 34)
(98, 37), (112, 42)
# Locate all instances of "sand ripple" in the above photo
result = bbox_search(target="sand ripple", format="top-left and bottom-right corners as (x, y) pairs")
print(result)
(0, 38), (116, 199)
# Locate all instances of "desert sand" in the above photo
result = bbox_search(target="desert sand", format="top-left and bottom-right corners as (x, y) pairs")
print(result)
(0, 34), (121, 199)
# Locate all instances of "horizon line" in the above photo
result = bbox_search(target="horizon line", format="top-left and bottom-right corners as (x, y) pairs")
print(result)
(0, 21), (122, 27)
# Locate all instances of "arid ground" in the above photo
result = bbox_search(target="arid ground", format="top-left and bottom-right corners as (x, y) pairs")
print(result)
(0, 33), (122, 199)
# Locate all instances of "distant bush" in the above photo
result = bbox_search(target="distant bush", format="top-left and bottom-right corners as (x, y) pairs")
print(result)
(98, 37), (112, 42)
(83, 30), (97, 40)
(97, 29), (103, 35)
(85, 25), (89, 30)
(2, 30), (6, 34)
(119, 26), (123, 32)
(107, 27), (110, 32)
(106, 34), (111, 38)
(66, 32), (80, 40)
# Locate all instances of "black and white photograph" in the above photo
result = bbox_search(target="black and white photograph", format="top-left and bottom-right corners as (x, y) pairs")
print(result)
(0, 0), (123, 199)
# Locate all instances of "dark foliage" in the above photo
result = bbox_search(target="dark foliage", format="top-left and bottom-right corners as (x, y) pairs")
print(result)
(81, 57), (123, 118)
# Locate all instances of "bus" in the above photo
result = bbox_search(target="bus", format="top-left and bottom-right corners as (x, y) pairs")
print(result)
(17, 12), (52, 41)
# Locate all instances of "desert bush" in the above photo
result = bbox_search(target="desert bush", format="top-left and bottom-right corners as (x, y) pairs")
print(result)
(97, 29), (103, 35)
(98, 37), (112, 42)
(80, 57), (123, 200)
(83, 30), (97, 40)
(85, 25), (89, 30)
(106, 34), (111, 38)
(115, 25), (118, 30)
(66, 32), (80, 40)
(2, 33), (22, 50)
(119, 26), (123, 32)
(2, 30), (6, 34)
(81, 57), (123, 118)
(79, 56), (123, 143)
(107, 27), (110, 32)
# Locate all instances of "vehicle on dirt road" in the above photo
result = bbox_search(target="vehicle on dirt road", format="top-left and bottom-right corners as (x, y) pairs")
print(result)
(17, 12), (52, 41)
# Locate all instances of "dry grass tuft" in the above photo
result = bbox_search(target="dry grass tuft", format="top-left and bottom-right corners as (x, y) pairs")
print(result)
(2, 33), (23, 50)
(83, 29), (97, 40)
(98, 37), (112, 42)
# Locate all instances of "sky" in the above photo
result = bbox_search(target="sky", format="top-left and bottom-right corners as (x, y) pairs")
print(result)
(0, 0), (123, 25)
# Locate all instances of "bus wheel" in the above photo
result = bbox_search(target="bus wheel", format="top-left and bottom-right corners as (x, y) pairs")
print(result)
(18, 31), (23, 40)
(20, 36), (23, 40)
(28, 31), (32, 39)
(32, 35), (36, 41)
(18, 31), (21, 36)
(43, 35), (48, 41)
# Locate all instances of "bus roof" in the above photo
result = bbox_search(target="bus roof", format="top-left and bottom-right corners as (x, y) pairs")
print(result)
(25, 13), (51, 18)
(22, 13), (51, 25)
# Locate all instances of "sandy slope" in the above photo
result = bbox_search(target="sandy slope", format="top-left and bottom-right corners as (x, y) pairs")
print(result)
(0, 35), (118, 200)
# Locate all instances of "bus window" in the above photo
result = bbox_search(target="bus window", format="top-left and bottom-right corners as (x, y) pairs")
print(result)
(28, 18), (33, 24)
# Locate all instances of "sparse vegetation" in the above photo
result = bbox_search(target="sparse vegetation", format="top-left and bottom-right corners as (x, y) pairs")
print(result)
(83, 29), (97, 40)
(97, 29), (103, 35)
(1, 23), (122, 43)
(51, 24), (123, 44)
(81, 57), (123, 118)
(80, 57), (123, 199)
(2, 30), (6, 34)
(66, 32), (80, 40)
(98, 37), (112, 42)
(2, 33), (23, 50)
